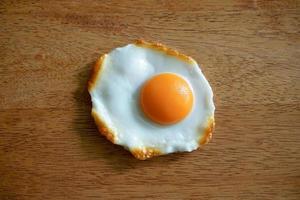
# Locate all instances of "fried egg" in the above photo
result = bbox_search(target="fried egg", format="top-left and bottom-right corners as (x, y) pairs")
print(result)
(88, 40), (215, 160)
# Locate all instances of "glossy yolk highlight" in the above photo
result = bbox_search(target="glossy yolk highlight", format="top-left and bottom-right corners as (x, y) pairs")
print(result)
(140, 73), (194, 125)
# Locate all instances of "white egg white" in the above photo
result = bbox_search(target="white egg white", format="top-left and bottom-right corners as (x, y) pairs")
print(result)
(88, 41), (215, 159)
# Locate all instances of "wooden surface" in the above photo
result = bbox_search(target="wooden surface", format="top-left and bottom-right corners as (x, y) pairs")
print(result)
(1, 0), (300, 199)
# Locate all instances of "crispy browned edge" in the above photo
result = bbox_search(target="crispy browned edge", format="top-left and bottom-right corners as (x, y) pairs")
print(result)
(88, 40), (215, 160)
(199, 117), (215, 145)
(88, 54), (107, 92)
(130, 147), (162, 160)
(134, 39), (194, 64)
(91, 109), (115, 143)
(88, 54), (116, 143)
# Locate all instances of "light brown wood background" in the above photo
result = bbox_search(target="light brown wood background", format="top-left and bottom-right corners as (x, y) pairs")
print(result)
(1, 0), (299, 199)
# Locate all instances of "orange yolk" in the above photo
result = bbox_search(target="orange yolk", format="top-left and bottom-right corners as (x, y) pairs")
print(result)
(140, 73), (194, 125)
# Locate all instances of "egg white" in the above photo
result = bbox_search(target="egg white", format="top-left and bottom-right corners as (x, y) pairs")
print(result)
(89, 42), (215, 158)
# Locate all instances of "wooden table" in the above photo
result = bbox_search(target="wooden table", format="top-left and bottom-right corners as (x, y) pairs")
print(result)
(1, 1), (299, 199)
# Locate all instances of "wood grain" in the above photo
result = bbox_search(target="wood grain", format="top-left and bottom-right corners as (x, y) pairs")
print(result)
(0, 0), (300, 199)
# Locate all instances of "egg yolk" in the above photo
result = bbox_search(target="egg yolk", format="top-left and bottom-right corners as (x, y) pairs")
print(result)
(140, 73), (194, 125)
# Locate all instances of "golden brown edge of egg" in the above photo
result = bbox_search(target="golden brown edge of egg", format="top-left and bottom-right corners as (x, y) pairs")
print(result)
(91, 109), (115, 143)
(134, 39), (195, 64)
(130, 147), (162, 160)
(88, 54), (107, 92)
(199, 117), (215, 145)
(88, 40), (215, 160)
